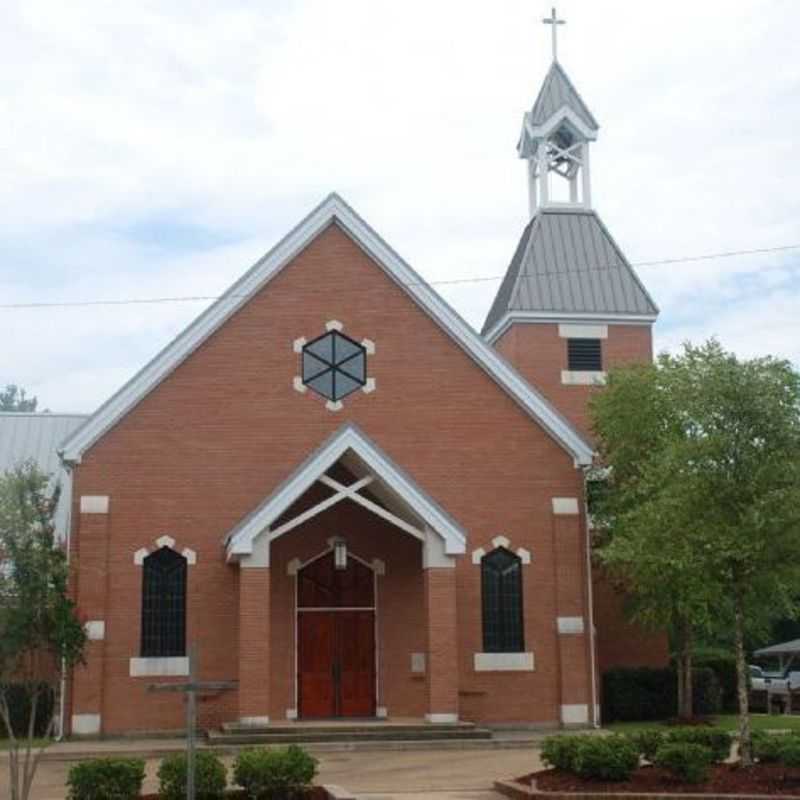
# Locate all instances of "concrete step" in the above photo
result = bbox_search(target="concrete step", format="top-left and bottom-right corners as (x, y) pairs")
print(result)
(221, 721), (479, 736)
(208, 724), (493, 746)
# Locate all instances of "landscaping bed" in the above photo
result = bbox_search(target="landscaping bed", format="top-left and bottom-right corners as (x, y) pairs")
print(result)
(497, 729), (800, 800)
(515, 764), (800, 796)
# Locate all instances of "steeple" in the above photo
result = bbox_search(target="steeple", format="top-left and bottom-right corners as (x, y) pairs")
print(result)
(518, 9), (599, 216)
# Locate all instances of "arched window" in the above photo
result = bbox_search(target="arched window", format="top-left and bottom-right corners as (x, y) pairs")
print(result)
(481, 547), (523, 653)
(141, 547), (187, 658)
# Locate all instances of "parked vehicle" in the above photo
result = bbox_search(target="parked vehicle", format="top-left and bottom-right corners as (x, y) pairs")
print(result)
(749, 664), (796, 693)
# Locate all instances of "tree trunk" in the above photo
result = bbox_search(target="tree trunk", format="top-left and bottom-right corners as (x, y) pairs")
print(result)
(675, 616), (693, 719)
(733, 581), (753, 767)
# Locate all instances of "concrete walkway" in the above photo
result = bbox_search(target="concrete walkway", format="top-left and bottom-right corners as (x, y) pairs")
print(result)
(1, 744), (544, 800)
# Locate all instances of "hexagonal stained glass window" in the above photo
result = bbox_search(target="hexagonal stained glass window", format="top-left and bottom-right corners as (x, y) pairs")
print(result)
(301, 330), (367, 402)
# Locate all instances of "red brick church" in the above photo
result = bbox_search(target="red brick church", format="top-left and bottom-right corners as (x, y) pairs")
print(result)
(61, 46), (665, 737)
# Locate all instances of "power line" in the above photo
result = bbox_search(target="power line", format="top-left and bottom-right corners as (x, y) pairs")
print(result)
(1, 242), (798, 310)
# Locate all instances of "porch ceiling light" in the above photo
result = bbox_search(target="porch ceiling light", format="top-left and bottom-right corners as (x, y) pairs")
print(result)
(333, 538), (347, 571)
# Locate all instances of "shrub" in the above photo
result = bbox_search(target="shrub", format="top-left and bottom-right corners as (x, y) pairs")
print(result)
(780, 738), (800, 769)
(603, 668), (675, 722)
(664, 728), (731, 763)
(601, 667), (723, 722)
(0, 683), (56, 737)
(572, 736), (639, 782)
(753, 732), (786, 764)
(233, 745), (318, 799)
(157, 751), (227, 800)
(654, 742), (713, 784)
(66, 758), (145, 800)
(629, 730), (666, 762)
(541, 735), (584, 772)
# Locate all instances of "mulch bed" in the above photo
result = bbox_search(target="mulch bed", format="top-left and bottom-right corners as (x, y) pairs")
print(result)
(141, 787), (328, 800)
(519, 765), (800, 795)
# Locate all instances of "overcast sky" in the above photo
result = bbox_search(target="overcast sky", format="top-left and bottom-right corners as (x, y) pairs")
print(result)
(2, 0), (799, 413)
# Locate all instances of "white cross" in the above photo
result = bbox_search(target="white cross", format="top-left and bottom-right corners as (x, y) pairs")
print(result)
(542, 7), (566, 62)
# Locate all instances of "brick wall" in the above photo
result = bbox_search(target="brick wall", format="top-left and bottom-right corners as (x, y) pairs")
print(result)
(67, 223), (594, 733)
(494, 321), (669, 678)
(494, 322), (653, 440)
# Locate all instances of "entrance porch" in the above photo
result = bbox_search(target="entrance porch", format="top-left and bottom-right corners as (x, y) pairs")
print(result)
(224, 424), (468, 727)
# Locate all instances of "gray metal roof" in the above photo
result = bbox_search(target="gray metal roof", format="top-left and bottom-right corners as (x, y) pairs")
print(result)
(754, 639), (800, 657)
(0, 413), (88, 538)
(529, 61), (599, 131)
(482, 209), (659, 335)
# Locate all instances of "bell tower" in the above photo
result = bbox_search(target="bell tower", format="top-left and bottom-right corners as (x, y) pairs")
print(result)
(518, 9), (599, 215)
(484, 7), (658, 441)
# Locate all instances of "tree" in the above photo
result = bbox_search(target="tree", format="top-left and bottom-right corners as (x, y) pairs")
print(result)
(0, 462), (86, 800)
(591, 341), (800, 765)
(589, 359), (717, 720)
(0, 386), (38, 413)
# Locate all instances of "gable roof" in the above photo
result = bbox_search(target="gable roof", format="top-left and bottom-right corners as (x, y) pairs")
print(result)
(226, 423), (467, 560)
(60, 193), (594, 466)
(482, 208), (659, 339)
(530, 61), (598, 132)
(1, 413), (88, 538)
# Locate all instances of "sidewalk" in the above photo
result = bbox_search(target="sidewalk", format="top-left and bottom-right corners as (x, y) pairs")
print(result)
(1, 741), (544, 800)
(0, 729), (546, 763)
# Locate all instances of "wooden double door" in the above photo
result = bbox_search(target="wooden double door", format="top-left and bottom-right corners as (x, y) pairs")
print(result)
(297, 552), (376, 718)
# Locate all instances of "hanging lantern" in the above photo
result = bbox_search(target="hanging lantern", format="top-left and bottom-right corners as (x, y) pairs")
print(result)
(333, 538), (347, 571)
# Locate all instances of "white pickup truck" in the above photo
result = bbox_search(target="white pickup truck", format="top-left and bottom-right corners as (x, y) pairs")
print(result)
(749, 664), (800, 693)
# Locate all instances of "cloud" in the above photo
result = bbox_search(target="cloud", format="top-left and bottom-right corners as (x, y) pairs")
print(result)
(1, 0), (799, 410)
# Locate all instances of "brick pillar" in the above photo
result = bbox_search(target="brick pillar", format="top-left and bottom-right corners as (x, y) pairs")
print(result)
(423, 566), (459, 723)
(71, 495), (111, 736)
(238, 564), (271, 725)
(552, 497), (593, 727)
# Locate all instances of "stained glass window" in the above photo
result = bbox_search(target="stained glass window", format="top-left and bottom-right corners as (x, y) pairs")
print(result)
(481, 547), (524, 653)
(141, 547), (187, 658)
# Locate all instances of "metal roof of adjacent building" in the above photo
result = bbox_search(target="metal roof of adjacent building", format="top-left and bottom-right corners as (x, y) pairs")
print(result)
(0, 413), (87, 476)
(482, 209), (659, 336)
(754, 639), (800, 657)
(528, 61), (599, 131)
(0, 413), (88, 538)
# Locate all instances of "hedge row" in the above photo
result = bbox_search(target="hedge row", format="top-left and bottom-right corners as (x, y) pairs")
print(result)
(602, 666), (722, 722)
(65, 745), (318, 800)
(542, 729), (733, 784)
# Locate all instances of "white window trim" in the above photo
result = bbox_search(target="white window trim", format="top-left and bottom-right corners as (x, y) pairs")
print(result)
(474, 652), (534, 671)
(129, 657), (189, 677)
(133, 537), (196, 565)
(561, 370), (607, 386)
(471, 536), (532, 565)
(558, 323), (608, 339)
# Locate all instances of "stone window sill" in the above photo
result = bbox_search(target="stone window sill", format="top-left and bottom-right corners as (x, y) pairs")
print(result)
(473, 652), (534, 672)
(129, 657), (189, 677)
(561, 370), (606, 386)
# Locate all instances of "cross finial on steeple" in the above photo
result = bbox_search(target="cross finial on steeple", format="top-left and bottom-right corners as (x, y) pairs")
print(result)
(542, 7), (566, 62)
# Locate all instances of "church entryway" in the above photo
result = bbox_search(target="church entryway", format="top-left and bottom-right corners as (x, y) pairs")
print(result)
(297, 550), (376, 718)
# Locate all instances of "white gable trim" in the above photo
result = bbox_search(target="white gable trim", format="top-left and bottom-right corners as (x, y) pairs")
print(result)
(524, 107), (599, 144)
(485, 311), (658, 345)
(226, 423), (467, 560)
(60, 193), (593, 466)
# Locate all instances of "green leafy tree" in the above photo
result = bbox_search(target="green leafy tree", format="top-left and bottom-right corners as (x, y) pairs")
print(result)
(0, 386), (38, 412)
(0, 462), (87, 800)
(591, 340), (800, 765)
(589, 358), (716, 720)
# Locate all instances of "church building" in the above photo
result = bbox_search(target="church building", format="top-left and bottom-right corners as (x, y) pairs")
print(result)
(62, 26), (664, 737)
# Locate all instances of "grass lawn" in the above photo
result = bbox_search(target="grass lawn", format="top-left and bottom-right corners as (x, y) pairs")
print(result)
(608, 714), (800, 734)
(0, 738), (51, 751)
